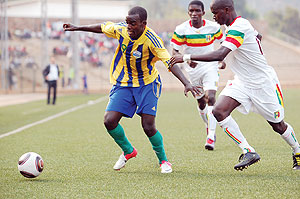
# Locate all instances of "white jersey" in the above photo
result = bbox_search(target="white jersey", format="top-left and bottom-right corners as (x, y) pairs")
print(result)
(222, 17), (277, 88)
(171, 19), (224, 74)
(48, 64), (59, 81)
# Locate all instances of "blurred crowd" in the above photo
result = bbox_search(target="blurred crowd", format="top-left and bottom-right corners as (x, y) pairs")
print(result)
(11, 21), (173, 66)
(2, 21), (173, 91)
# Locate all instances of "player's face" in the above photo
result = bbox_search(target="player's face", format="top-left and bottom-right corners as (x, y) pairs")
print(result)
(188, 4), (205, 24)
(210, 6), (227, 25)
(125, 14), (146, 40)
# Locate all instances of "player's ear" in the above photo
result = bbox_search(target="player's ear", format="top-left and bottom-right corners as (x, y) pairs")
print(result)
(225, 7), (230, 14)
(142, 20), (147, 26)
(203, 10), (206, 16)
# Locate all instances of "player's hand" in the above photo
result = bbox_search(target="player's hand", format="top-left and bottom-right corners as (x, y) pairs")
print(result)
(184, 83), (203, 98)
(170, 54), (184, 67)
(188, 61), (198, 68)
(63, 23), (77, 31)
(219, 61), (226, 69)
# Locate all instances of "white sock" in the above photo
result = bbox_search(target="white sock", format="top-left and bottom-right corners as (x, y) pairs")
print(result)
(281, 123), (300, 154)
(198, 105), (208, 128)
(207, 106), (216, 141)
(218, 116), (255, 154)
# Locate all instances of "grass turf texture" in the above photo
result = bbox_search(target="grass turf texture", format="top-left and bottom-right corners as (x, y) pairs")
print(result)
(0, 90), (299, 198)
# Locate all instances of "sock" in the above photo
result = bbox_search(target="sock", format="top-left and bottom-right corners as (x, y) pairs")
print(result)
(107, 124), (133, 155)
(281, 123), (300, 154)
(207, 106), (217, 141)
(218, 116), (255, 154)
(148, 131), (168, 164)
(198, 105), (208, 129)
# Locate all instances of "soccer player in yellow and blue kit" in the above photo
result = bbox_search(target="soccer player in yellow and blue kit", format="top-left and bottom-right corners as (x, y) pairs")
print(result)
(63, 6), (199, 173)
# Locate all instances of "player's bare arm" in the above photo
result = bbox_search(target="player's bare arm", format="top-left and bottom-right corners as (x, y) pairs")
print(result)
(172, 49), (198, 68)
(169, 65), (202, 97)
(170, 46), (231, 66)
(63, 23), (103, 33)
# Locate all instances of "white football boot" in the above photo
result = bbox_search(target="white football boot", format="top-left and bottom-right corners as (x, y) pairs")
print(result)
(113, 148), (137, 170)
(160, 161), (172, 174)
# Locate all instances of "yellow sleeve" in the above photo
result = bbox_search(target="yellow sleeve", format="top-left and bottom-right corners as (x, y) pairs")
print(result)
(150, 37), (172, 69)
(101, 22), (118, 39)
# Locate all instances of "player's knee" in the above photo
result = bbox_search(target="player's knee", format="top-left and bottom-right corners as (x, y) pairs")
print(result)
(212, 106), (225, 122)
(103, 114), (117, 130)
(198, 102), (206, 110)
(271, 121), (287, 135)
(207, 96), (216, 106)
(142, 123), (156, 137)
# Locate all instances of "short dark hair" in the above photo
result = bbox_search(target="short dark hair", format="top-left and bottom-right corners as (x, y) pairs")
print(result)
(189, 0), (204, 11)
(128, 6), (147, 21)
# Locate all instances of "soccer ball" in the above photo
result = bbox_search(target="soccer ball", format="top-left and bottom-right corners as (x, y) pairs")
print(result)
(18, 152), (44, 178)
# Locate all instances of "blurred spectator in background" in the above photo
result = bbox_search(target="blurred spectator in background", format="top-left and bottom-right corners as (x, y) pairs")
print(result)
(67, 67), (74, 87)
(7, 66), (15, 90)
(43, 56), (60, 105)
(82, 73), (88, 94)
(25, 56), (36, 68)
(60, 66), (65, 88)
(53, 45), (68, 55)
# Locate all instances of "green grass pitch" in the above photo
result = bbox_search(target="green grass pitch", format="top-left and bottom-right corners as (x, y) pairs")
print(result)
(0, 89), (299, 198)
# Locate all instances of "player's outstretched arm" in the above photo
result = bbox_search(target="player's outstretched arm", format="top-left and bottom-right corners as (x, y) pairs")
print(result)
(170, 46), (231, 67)
(169, 65), (202, 97)
(172, 49), (197, 68)
(63, 23), (103, 33)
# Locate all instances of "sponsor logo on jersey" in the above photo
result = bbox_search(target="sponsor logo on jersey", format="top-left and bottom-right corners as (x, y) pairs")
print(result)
(132, 50), (142, 59)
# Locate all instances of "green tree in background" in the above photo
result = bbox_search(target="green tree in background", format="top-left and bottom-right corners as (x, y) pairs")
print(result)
(134, 0), (258, 20)
(234, 0), (258, 19)
(137, 0), (186, 19)
(266, 7), (300, 40)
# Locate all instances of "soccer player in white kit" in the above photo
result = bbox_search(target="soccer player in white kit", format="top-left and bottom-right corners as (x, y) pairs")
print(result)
(170, 0), (300, 171)
(171, 0), (225, 150)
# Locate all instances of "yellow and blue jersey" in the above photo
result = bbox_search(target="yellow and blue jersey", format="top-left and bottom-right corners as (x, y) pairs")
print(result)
(101, 21), (171, 87)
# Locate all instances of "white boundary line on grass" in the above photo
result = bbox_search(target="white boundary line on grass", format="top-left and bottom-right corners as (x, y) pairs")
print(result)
(0, 96), (108, 139)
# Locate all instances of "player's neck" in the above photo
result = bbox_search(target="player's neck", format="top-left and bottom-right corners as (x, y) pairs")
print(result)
(191, 19), (203, 29)
(227, 12), (238, 26)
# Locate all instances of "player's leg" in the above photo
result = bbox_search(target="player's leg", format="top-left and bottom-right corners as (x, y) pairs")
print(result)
(189, 70), (208, 131)
(104, 111), (134, 154)
(197, 96), (208, 129)
(213, 80), (261, 170)
(141, 114), (168, 163)
(268, 121), (300, 169)
(201, 69), (219, 150)
(213, 95), (255, 153)
(141, 114), (171, 173)
(136, 76), (172, 173)
(204, 89), (217, 150)
(254, 77), (300, 169)
(104, 86), (137, 170)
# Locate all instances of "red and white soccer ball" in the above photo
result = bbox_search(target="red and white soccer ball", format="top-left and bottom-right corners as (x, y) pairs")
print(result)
(18, 152), (44, 178)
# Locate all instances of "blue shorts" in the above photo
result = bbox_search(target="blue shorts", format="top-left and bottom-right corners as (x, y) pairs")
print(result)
(106, 76), (162, 118)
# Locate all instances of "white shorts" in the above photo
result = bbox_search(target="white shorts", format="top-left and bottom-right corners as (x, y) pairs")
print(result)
(189, 68), (219, 99)
(220, 78), (285, 123)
